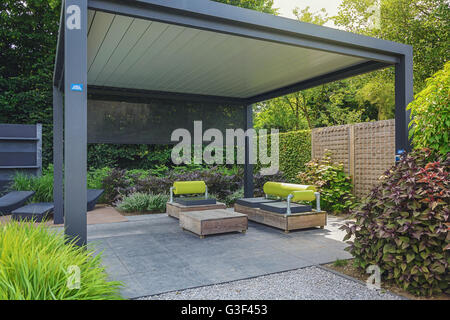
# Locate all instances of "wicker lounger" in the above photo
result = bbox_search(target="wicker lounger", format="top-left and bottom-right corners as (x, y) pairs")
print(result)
(167, 181), (226, 218)
(0, 191), (35, 216)
(234, 182), (326, 232)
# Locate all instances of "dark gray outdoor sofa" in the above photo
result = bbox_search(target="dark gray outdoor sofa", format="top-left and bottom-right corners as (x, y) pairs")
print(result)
(0, 191), (35, 216)
(87, 189), (104, 211)
(2, 189), (104, 222)
(12, 203), (55, 222)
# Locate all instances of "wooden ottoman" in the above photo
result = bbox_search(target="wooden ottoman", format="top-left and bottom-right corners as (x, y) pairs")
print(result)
(179, 209), (248, 238)
(166, 201), (226, 219)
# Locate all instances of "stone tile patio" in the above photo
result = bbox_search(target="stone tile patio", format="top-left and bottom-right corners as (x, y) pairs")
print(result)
(87, 213), (352, 299)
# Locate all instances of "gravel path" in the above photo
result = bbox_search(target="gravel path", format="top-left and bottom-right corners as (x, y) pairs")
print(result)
(140, 266), (402, 300)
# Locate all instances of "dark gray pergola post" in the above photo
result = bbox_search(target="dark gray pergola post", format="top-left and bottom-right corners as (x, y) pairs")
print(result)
(244, 104), (254, 198)
(53, 86), (64, 225)
(395, 49), (414, 154)
(64, 0), (88, 246)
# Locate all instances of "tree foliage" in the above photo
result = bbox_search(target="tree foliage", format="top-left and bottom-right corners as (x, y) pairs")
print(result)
(335, 0), (450, 91)
(0, 0), (60, 167)
(212, 0), (278, 14)
(297, 151), (355, 214)
(408, 61), (450, 156)
(255, 0), (449, 132)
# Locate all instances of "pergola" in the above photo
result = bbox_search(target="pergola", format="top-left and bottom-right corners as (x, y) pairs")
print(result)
(53, 0), (413, 245)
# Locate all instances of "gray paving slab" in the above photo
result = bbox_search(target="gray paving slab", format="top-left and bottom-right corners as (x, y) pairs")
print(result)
(88, 213), (352, 299)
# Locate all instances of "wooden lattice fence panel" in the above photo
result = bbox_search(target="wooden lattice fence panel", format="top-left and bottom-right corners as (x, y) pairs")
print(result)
(311, 124), (351, 174)
(353, 120), (395, 198)
(311, 120), (395, 198)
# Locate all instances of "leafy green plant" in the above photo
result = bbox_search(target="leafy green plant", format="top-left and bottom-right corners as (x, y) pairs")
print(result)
(341, 149), (449, 296)
(333, 259), (349, 267)
(223, 188), (244, 207)
(408, 61), (450, 156)
(296, 151), (355, 214)
(87, 167), (112, 189)
(0, 220), (123, 300)
(116, 192), (168, 213)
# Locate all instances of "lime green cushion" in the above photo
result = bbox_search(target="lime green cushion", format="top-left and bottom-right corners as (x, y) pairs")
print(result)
(173, 181), (206, 195)
(291, 190), (315, 202)
(263, 182), (316, 198)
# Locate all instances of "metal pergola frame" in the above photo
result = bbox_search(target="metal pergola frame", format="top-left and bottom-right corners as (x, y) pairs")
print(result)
(53, 0), (413, 245)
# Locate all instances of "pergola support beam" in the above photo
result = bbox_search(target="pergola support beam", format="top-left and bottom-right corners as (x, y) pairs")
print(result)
(244, 105), (254, 198)
(53, 86), (64, 225)
(64, 0), (88, 246)
(395, 49), (414, 154)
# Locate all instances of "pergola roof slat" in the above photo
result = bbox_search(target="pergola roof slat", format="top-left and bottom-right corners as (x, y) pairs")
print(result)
(86, 9), (369, 99)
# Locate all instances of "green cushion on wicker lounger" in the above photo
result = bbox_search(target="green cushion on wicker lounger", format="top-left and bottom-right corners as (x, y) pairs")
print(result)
(259, 188), (315, 214)
(262, 182), (320, 214)
(173, 181), (206, 195)
(263, 182), (316, 198)
(291, 190), (315, 202)
(171, 181), (216, 206)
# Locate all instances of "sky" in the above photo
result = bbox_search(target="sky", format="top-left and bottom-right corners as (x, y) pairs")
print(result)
(272, 0), (343, 27)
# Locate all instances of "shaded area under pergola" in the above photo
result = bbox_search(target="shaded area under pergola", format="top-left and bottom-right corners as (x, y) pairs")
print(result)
(53, 0), (413, 245)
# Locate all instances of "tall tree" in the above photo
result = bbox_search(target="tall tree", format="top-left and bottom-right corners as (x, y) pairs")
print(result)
(334, 0), (450, 91)
(0, 0), (61, 167)
(254, 6), (368, 131)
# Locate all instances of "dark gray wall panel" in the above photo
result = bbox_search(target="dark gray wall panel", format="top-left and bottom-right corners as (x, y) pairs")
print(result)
(0, 124), (42, 194)
(0, 124), (37, 138)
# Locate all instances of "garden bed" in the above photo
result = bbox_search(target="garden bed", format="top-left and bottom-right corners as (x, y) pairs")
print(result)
(323, 259), (450, 300)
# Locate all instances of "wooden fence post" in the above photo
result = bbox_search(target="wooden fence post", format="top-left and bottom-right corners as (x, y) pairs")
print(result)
(349, 125), (356, 194)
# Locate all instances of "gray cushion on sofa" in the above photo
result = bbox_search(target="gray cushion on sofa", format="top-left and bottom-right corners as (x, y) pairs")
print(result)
(235, 197), (279, 208)
(260, 202), (312, 214)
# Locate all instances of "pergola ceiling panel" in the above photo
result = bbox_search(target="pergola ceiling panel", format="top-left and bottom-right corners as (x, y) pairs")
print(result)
(87, 10), (367, 99)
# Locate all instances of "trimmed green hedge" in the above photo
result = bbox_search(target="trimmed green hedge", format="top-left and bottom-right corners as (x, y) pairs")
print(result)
(257, 129), (311, 182)
(279, 130), (311, 181)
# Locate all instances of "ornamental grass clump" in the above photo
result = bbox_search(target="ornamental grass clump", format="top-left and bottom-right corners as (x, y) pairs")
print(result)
(0, 220), (123, 300)
(341, 149), (449, 296)
(117, 192), (169, 213)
